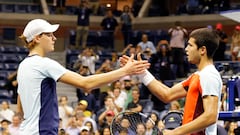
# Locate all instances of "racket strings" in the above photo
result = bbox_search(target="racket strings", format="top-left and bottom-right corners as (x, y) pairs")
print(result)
(111, 112), (151, 134)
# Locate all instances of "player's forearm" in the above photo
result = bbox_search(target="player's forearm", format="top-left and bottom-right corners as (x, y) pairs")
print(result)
(83, 68), (127, 90)
(147, 80), (172, 103)
(172, 112), (216, 135)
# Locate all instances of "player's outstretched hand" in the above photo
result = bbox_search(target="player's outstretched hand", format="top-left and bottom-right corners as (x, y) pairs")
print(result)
(119, 53), (143, 67)
(121, 54), (150, 75)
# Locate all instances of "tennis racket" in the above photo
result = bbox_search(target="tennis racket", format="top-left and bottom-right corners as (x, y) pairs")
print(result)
(110, 111), (161, 135)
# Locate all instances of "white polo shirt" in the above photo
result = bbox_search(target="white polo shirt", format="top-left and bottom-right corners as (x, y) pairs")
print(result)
(17, 55), (67, 135)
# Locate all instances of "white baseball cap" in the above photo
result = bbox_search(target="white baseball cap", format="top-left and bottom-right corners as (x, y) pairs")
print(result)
(23, 19), (59, 42)
(80, 126), (89, 132)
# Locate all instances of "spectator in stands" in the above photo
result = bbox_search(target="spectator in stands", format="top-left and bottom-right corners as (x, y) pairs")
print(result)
(75, 0), (92, 49)
(120, 5), (134, 47)
(231, 25), (240, 61)
(100, 10), (119, 49)
(168, 21), (188, 78)
(136, 123), (146, 135)
(122, 79), (134, 109)
(0, 101), (14, 122)
(121, 44), (135, 56)
(120, 28), (222, 134)
(213, 23), (228, 61)
(145, 118), (158, 135)
(168, 100), (180, 111)
(95, 59), (113, 74)
(227, 121), (238, 135)
(149, 111), (160, 125)
(79, 126), (90, 135)
(115, 118), (135, 135)
(78, 48), (99, 74)
(98, 110), (115, 131)
(58, 128), (67, 135)
(0, 119), (11, 135)
(65, 115), (81, 135)
(84, 120), (99, 135)
(137, 34), (156, 54)
(126, 87), (143, 112)
(112, 80), (127, 106)
(18, 19), (149, 134)
(76, 89), (97, 113)
(54, 0), (67, 14)
(99, 125), (111, 135)
(8, 114), (22, 135)
(110, 50), (120, 70)
(73, 100), (92, 117)
(4, 70), (18, 104)
(108, 87), (125, 112)
(149, 40), (174, 81)
(58, 96), (74, 129)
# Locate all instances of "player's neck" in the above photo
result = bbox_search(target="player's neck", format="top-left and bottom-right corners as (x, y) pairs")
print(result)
(29, 47), (45, 57)
(197, 59), (213, 71)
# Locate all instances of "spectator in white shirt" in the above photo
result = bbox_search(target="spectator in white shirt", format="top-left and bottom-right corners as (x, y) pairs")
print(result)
(0, 101), (14, 122)
(78, 48), (99, 74)
(58, 96), (74, 129)
(8, 114), (22, 135)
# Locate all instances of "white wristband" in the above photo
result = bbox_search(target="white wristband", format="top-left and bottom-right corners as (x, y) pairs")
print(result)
(139, 70), (155, 86)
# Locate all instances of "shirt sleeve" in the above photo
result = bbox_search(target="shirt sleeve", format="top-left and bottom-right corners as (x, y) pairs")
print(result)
(200, 68), (222, 97)
(42, 58), (67, 81)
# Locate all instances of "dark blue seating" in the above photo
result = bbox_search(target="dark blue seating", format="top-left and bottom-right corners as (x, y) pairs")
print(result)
(0, 45), (18, 53)
(1, 4), (14, 13)
(0, 63), (4, 70)
(0, 80), (6, 89)
(14, 4), (28, 13)
(0, 71), (8, 81)
(4, 63), (19, 71)
(0, 89), (12, 103)
(2, 54), (20, 63)
(1, 28), (16, 44)
(130, 30), (142, 45)
(65, 6), (77, 15)
(87, 31), (99, 46)
(27, 4), (41, 14)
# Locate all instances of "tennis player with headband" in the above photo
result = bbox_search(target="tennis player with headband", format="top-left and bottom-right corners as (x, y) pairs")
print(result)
(120, 27), (222, 135)
(17, 19), (150, 135)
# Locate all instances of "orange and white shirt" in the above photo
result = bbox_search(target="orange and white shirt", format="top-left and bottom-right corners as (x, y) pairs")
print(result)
(182, 65), (222, 135)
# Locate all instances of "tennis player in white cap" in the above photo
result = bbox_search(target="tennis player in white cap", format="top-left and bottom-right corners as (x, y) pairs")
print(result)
(17, 19), (150, 135)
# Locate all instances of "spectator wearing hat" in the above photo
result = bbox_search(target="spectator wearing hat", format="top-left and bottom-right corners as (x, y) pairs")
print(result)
(74, 100), (92, 117)
(213, 22), (228, 61)
(231, 25), (240, 61)
(79, 126), (90, 135)
(98, 110), (115, 131)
